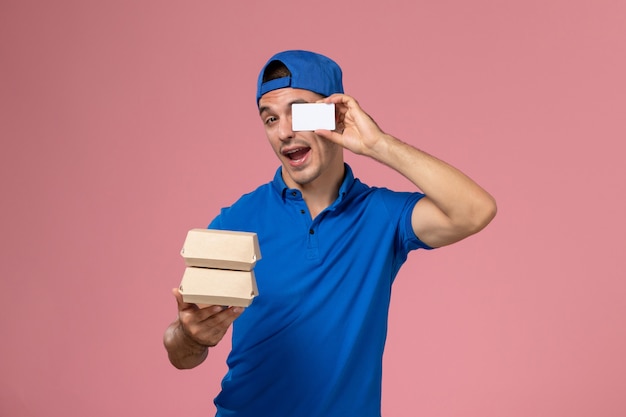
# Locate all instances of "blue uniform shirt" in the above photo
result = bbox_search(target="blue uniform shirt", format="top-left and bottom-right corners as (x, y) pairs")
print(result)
(209, 164), (431, 417)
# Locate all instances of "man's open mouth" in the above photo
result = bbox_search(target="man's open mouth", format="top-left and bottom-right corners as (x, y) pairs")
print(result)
(283, 147), (311, 161)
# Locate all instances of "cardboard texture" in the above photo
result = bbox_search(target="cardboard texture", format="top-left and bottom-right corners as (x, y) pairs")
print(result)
(179, 267), (258, 307)
(181, 229), (261, 271)
(179, 229), (261, 307)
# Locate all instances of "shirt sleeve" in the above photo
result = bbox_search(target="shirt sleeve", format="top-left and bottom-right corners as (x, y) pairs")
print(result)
(379, 189), (434, 253)
(207, 215), (222, 230)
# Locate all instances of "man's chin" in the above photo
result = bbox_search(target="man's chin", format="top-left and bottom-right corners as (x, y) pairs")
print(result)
(283, 166), (315, 187)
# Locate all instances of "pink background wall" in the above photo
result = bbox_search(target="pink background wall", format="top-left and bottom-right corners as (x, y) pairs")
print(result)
(1, 1), (625, 416)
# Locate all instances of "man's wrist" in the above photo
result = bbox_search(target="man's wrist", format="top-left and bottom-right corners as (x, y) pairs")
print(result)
(366, 133), (399, 164)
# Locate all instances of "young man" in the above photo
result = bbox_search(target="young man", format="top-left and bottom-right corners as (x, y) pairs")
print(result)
(164, 50), (497, 416)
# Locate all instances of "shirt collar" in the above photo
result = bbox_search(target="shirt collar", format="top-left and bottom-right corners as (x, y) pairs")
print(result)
(271, 163), (356, 205)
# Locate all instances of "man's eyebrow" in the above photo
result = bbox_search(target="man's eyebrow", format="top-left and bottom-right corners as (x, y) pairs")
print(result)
(259, 98), (312, 115)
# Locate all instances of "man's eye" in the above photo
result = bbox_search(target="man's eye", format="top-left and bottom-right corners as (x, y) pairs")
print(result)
(265, 116), (277, 125)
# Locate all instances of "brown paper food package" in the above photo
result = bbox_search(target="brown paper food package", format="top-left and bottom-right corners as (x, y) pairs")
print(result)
(179, 267), (259, 308)
(181, 229), (261, 271)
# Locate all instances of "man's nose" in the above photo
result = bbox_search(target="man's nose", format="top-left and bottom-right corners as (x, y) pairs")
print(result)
(278, 116), (294, 142)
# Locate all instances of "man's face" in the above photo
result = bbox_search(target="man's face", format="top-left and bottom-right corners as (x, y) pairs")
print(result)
(258, 88), (343, 190)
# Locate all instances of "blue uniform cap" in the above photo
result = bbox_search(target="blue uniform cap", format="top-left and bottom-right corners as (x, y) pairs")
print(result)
(256, 50), (344, 104)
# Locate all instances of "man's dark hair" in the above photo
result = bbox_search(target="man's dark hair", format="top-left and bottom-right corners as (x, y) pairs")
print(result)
(262, 60), (291, 83)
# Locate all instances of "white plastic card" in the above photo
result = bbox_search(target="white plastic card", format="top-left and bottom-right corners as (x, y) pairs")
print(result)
(292, 103), (335, 131)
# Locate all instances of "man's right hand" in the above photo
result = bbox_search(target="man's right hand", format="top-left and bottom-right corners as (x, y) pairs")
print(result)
(163, 288), (245, 369)
(173, 287), (245, 347)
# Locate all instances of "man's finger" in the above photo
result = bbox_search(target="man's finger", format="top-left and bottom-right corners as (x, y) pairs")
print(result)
(203, 306), (246, 327)
(172, 287), (196, 311)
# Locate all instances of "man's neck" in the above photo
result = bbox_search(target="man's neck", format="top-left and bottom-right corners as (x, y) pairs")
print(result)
(286, 164), (345, 219)
(301, 184), (340, 219)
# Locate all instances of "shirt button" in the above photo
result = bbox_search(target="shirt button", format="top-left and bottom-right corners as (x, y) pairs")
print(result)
(309, 229), (315, 235)
(300, 209), (306, 214)
(291, 191), (297, 196)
